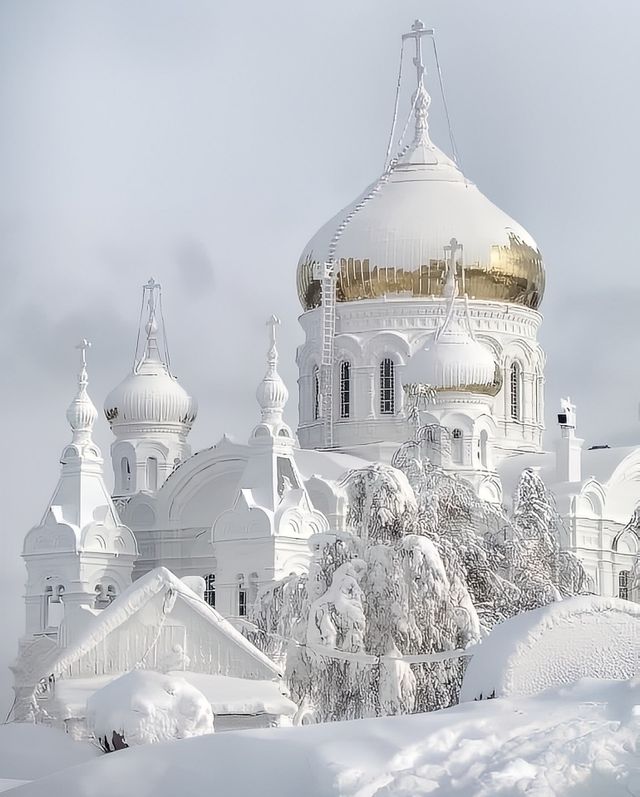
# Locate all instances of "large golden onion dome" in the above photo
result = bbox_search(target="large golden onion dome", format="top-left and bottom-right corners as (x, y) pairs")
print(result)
(297, 24), (544, 312)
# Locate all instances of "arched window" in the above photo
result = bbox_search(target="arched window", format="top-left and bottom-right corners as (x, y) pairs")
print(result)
(121, 457), (132, 490)
(618, 570), (630, 600)
(313, 366), (320, 421)
(106, 585), (117, 604)
(451, 428), (464, 463)
(47, 584), (65, 628)
(204, 574), (216, 608)
(480, 429), (489, 469)
(339, 361), (351, 419)
(510, 362), (522, 421)
(146, 457), (158, 491)
(380, 358), (395, 415)
(43, 585), (53, 629)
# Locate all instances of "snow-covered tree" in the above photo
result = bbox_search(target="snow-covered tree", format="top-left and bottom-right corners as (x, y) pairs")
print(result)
(250, 425), (587, 722)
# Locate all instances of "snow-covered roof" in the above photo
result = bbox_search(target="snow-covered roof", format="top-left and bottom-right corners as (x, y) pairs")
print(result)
(294, 448), (370, 482)
(460, 596), (640, 701)
(47, 568), (281, 682)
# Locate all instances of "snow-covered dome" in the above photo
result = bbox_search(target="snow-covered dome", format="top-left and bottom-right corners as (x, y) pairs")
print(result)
(105, 360), (197, 432)
(104, 309), (196, 433)
(296, 34), (544, 312)
(405, 325), (498, 394)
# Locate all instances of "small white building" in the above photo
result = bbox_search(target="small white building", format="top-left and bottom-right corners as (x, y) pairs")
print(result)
(13, 567), (296, 736)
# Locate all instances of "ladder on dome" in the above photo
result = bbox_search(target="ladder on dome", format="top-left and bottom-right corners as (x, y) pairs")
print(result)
(314, 261), (337, 449)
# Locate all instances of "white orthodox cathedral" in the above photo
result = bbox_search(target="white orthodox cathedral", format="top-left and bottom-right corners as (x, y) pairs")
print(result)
(12, 20), (639, 728)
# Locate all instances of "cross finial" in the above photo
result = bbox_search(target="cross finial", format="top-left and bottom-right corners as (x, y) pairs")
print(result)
(76, 338), (91, 366)
(266, 315), (280, 370)
(402, 19), (435, 148)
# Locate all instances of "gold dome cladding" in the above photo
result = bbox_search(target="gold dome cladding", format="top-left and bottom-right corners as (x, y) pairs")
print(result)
(297, 232), (544, 311)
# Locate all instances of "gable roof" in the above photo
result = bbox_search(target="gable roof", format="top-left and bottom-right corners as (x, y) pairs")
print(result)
(48, 567), (280, 682)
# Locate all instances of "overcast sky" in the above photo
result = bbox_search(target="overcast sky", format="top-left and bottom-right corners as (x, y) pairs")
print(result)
(1, 0), (639, 713)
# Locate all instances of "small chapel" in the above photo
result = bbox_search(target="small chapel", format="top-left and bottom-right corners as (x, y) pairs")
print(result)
(12, 18), (640, 729)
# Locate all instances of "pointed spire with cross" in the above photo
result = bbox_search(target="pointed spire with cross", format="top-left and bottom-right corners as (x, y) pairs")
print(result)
(254, 315), (291, 438)
(402, 19), (435, 148)
(66, 339), (99, 447)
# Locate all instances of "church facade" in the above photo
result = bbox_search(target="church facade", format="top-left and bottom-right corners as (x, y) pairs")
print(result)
(13, 19), (639, 719)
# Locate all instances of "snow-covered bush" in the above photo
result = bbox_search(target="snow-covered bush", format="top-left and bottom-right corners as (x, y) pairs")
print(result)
(87, 670), (214, 752)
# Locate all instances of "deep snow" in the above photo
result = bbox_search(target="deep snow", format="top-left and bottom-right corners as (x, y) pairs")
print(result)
(4, 677), (639, 796)
(460, 595), (640, 701)
(87, 670), (213, 748)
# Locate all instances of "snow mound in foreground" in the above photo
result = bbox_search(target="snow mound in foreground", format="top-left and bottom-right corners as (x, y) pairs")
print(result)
(0, 723), (98, 782)
(87, 669), (214, 750)
(9, 678), (640, 797)
(460, 595), (640, 701)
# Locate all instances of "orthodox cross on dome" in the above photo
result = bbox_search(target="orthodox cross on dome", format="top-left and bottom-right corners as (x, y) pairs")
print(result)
(436, 238), (478, 342)
(402, 19), (435, 147)
(443, 237), (463, 300)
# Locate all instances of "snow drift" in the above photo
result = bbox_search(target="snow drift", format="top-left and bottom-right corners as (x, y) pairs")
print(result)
(7, 677), (640, 796)
(460, 595), (640, 701)
(86, 670), (214, 750)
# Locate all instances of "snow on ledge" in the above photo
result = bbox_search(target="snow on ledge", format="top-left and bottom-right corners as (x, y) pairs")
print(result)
(460, 596), (640, 701)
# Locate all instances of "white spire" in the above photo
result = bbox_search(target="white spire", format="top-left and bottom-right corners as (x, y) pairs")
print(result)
(255, 315), (291, 438)
(135, 278), (169, 372)
(66, 339), (98, 447)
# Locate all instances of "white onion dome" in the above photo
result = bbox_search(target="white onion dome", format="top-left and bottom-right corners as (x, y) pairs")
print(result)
(405, 329), (498, 395)
(296, 39), (544, 312)
(404, 286), (499, 396)
(104, 316), (196, 432)
(105, 363), (196, 432)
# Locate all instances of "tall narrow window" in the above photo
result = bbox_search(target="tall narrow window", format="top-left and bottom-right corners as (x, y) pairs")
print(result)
(146, 457), (158, 491)
(238, 585), (247, 617)
(451, 428), (464, 463)
(618, 570), (630, 600)
(121, 457), (132, 491)
(313, 366), (320, 421)
(204, 574), (216, 608)
(340, 361), (351, 419)
(43, 585), (53, 629)
(510, 362), (522, 421)
(380, 358), (395, 415)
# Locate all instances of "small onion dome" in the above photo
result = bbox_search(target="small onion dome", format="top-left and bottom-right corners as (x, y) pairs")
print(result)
(256, 369), (288, 420)
(404, 326), (498, 395)
(67, 379), (98, 438)
(104, 358), (197, 432)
